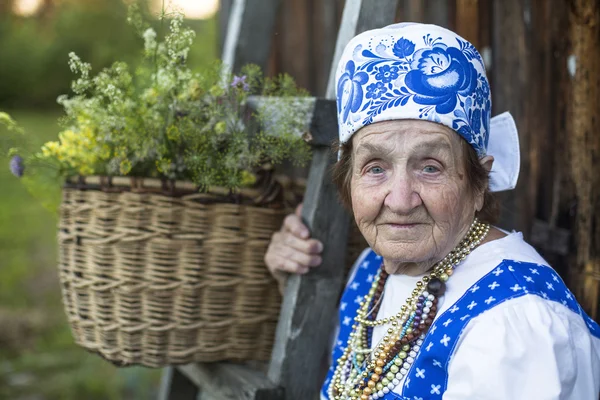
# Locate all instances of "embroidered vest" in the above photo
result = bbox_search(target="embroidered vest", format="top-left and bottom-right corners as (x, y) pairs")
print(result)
(321, 250), (600, 400)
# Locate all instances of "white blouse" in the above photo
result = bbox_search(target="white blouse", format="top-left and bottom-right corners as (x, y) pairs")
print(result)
(340, 232), (600, 399)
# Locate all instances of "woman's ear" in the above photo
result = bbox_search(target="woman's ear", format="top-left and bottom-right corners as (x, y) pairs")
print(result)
(479, 155), (494, 173)
(475, 155), (494, 212)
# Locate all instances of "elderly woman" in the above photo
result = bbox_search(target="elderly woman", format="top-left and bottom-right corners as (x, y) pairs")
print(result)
(265, 23), (600, 399)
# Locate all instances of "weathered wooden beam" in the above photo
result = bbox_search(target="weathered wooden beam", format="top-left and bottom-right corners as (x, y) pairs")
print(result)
(275, 0), (312, 92)
(396, 0), (450, 27)
(307, 99), (338, 146)
(158, 366), (200, 400)
(526, 0), (571, 270)
(221, 0), (283, 74)
(218, 0), (234, 54)
(456, 0), (480, 47)
(403, 0), (425, 21)
(176, 363), (283, 400)
(312, 0), (342, 96)
(491, 0), (532, 234)
(567, 0), (600, 321)
(425, 0), (450, 27)
(326, 0), (399, 98)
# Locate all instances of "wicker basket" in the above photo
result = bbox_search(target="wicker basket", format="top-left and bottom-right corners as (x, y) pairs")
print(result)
(58, 175), (366, 367)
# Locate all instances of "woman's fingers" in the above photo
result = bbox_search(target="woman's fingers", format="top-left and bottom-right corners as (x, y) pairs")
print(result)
(283, 212), (309, 239)
(264, 207), (324, 289)
(267, 252), (321, 274)
(280, 231), (323, 255)
(295, 203), (303, 218)
(266, 233), (322, 265)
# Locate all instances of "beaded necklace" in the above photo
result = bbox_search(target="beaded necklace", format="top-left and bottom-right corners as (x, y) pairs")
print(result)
(328, 219), (490, 400)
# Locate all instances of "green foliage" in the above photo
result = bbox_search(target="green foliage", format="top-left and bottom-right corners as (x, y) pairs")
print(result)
(9, 4), (311, 193)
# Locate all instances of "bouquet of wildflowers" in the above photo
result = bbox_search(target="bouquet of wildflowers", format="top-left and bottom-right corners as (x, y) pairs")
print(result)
(4, 4), (311, 198)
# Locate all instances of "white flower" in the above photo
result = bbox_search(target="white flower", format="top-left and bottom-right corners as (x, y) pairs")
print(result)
(143, 28), (157, 52)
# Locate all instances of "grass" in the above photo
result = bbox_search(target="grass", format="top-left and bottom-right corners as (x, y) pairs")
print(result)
(0, 110), (161, 400)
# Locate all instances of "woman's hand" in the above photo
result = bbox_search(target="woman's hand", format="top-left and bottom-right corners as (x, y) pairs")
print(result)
(264, 204), (323, 292)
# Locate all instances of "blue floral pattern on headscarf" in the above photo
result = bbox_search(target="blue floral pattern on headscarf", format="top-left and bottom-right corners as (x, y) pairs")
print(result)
(335, 24), (491, 157)
(337, 60), (369, 123)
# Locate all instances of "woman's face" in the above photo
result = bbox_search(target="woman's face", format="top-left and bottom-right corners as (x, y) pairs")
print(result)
(350, 119), (484, 273)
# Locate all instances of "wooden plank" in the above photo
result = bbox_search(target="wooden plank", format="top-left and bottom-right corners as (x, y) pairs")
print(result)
(177, 363), (282, 400)
(218, 0), (234, 54)
(326, 0), (399, 98)
(525, 0), (564, 265)
(158, 366), (200, 400)
(478, 0), (492, 72)
(455, 0), (480, 47)
(567, 0), (600, 321)
(491, 0), (532, 234)
(311, 0), (341, 96)
(536, 0), (572, 280)
(276, 0), (313, 92)
(425, 0), (450, 27)
(403, 0), (424, 21)
(395, 0), (450, 27)
(307, 99), (338, 146)
(221, 0), (284, 74)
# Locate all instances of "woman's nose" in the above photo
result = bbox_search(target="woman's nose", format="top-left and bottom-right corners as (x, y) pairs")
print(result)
(383, 173), (422, 214)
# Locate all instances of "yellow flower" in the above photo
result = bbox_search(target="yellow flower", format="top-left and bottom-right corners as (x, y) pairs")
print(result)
(166, 125), (180, 141)
(115, 147), (128, 159)
(120, 159), (132, 175)
(214, 121), (227, 135)
(240, 170), (257, 187)
(79, 165), (94, 175)
(41, 141), (61, 157)
(99, 145), (111, 160)
(59, 129), (77, 143)
(209, 84), (224, 97)
(186, 79), (202, 100)
(156, 158), (171, 174)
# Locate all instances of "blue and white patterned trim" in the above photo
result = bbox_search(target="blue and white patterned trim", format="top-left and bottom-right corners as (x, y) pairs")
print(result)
(400, 259), (600, 399)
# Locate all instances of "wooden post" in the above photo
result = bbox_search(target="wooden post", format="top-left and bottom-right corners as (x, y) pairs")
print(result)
(424, 0), (451, 27)
(403, 0), (425, 21)
(221, 0), (284, 74)
(273, 0), (313, 92)
(219, 0), (234, 54)
(455, 0), (480, 47)
(525, 0), (575, 273)
(491, 0), (533, 234)
(567, 0), (600, 320)
(311, 0), (342, 96)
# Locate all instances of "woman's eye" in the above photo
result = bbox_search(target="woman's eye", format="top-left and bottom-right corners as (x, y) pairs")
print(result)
(423, 165), (440, 173)
(367, 166), (384, 174)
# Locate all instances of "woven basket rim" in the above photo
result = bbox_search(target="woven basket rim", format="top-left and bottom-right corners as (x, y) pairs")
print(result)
(64, 175), (294, 207)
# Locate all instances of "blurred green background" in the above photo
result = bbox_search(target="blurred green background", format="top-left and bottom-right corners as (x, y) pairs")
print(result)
(0, 0), (218, 398)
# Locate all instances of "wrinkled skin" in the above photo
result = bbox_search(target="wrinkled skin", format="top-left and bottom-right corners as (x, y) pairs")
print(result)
(264, 119), (498, 288)
(350, 119), (493, 275)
